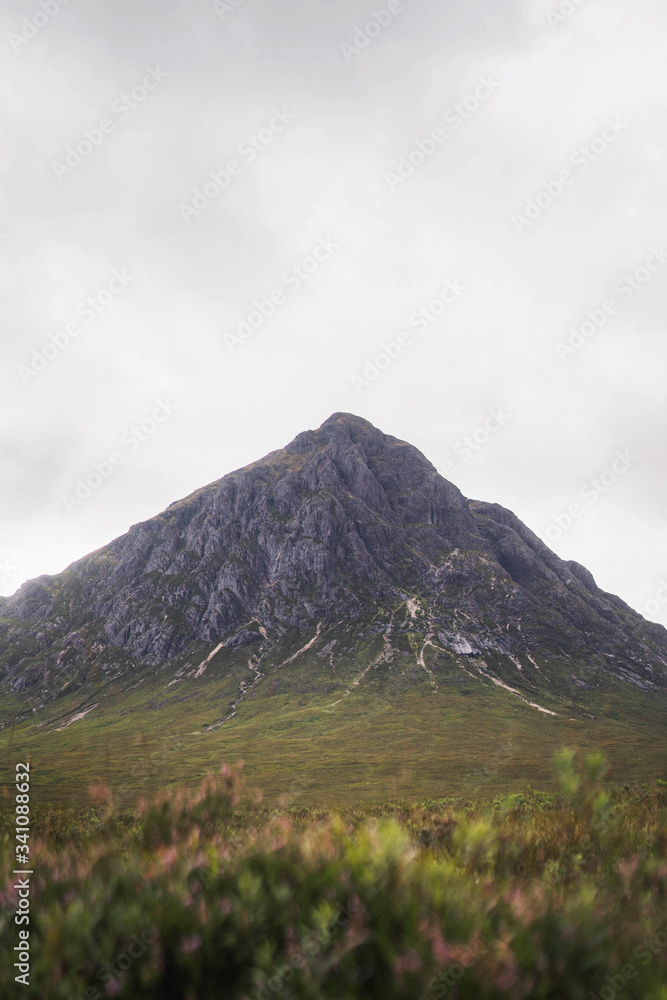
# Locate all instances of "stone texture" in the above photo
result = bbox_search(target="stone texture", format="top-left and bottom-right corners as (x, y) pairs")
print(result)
(1, 412), (666, 693)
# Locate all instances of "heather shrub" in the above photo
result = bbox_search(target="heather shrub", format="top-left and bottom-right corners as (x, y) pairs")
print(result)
(0, 751), (665, 999)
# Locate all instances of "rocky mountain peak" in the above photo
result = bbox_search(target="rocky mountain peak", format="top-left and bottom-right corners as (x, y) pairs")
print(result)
(1, 414), (666, 705)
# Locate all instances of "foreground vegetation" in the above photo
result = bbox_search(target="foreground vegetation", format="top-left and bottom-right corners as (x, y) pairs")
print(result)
(1, 751), (666, 999)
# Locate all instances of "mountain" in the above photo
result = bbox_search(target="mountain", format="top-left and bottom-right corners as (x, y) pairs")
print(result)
(1, 412), (666, 802)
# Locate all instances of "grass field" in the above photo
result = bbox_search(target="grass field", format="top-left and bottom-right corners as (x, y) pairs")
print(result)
(2, 621), (666, 808)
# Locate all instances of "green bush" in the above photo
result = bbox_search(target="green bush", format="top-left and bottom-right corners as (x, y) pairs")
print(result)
(0, 754), (666, 999)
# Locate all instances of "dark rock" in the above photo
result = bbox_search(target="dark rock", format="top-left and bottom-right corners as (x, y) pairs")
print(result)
(0, 412), (665, 698)
(224, 631), (262, 650)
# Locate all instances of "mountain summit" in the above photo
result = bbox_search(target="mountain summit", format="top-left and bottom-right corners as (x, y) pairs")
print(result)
(3, 411), (665, 678)
(1, 413), (666, 799)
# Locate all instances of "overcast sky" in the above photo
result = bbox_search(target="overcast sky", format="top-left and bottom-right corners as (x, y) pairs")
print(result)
(1, 0), (666, 626)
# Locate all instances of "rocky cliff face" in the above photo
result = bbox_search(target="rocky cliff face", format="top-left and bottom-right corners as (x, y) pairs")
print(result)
(1, 412), (666, 700)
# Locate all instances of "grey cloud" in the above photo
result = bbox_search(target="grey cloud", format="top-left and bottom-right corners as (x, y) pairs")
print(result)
(0, 0), (665, 628)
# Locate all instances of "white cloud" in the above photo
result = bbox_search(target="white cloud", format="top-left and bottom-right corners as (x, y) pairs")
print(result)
(0, 0), (665, 627)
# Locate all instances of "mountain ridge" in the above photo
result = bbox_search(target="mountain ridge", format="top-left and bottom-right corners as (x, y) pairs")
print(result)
(1, 411), (666, 692)
(1, 412), (666, 802)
